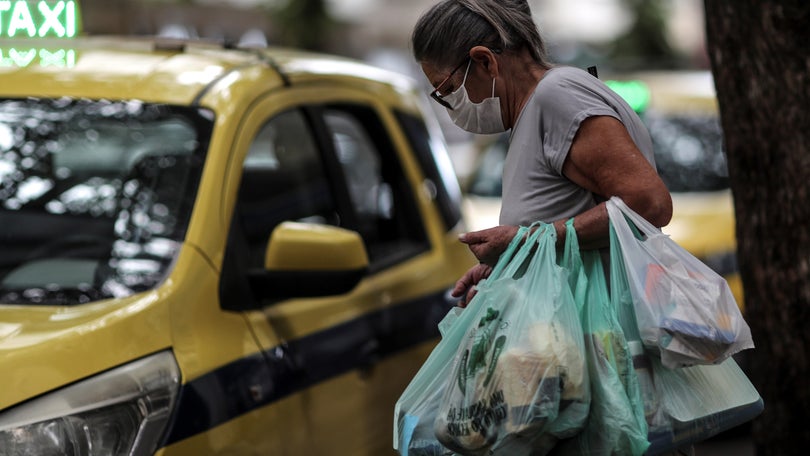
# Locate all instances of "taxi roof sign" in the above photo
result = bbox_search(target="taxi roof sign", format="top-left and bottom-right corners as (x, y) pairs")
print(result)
(0, 1), (79, 38)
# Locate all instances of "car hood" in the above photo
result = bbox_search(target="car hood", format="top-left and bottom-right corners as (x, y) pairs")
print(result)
(0, 292), (171, 411)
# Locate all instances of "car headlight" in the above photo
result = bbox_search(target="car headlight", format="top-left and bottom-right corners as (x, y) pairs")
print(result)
(0, 350), (180, 455)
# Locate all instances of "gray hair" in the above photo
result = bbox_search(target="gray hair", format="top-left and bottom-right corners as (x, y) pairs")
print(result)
(411, 0), (551, 70)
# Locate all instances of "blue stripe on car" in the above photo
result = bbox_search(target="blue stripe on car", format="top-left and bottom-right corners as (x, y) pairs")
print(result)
(161, 290), (451, 446)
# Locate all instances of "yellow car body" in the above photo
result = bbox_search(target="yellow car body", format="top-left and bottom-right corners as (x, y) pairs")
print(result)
(0, 35), (475, 454)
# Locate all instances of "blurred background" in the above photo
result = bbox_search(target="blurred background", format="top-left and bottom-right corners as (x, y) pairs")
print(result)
(80, 0), (708, 69)
(80, 0), (711, 181)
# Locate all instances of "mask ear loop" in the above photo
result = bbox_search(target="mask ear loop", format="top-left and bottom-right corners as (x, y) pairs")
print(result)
(491, 77), (497, 98)
(460, 60), (473, 87)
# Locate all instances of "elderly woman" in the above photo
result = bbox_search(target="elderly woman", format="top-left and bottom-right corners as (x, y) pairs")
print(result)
(411, 1), (689, 454)
(411, 0), (672, 304)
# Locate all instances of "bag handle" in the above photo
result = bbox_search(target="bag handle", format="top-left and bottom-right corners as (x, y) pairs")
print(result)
(607, 202), (644, 342)
(607, 197), (666, 240)
(517, 221), (560, 279)
(560, 218), (583, 273)
(503, 221), (553, 279)
(485, 221), (547, 284)
(562, 219), (580, 261)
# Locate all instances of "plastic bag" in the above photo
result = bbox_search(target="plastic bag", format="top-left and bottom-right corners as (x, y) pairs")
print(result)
(435, 224), (589, 455)
(608, 234), (671, 438)
(394, 224), (589, 456)
(552, 220), (649, 456)
(608, 219), (764, 453)
(605, 197), (754, 368)
(394, 226), (533, 456)
(644, 356), (764, 454)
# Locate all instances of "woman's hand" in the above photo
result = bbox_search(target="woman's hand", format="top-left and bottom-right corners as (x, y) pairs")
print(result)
(451, 263), (493, 307)
(458, 225), (519, 266)
(450, 226), (518, 308)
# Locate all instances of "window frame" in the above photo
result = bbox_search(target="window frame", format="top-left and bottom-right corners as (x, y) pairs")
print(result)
(308, 102), (430, 273)
(220, 99), (433, 309)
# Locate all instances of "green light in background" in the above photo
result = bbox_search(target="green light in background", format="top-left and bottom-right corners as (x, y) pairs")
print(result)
(0, 47), (76, 67)
(606, 79), (651, 113)
(0, 1), (79, 38)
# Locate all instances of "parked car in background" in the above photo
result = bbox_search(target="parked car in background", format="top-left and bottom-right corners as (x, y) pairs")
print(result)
(0, 27), (476, 455)
(462, 70), (743, 310)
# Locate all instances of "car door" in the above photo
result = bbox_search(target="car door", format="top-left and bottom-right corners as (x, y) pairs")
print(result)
(217, 85), (468, 455)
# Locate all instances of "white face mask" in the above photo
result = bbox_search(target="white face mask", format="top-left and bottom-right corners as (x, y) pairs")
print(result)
(442, 61), (505, 134)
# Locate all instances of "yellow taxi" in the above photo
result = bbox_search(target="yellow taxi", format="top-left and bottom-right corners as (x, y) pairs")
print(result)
(462, 70), (743, 310)
(0, 8), (476, 454)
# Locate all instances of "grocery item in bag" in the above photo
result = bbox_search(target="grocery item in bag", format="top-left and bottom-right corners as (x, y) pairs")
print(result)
(606, 197), (753, 368)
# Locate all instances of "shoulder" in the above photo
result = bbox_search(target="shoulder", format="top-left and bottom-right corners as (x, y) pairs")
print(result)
(537, 66), (598, 91)
(525, 66), (611, 118)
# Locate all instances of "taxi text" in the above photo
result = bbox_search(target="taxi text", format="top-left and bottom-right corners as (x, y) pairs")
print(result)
(0, 1), (78, 38)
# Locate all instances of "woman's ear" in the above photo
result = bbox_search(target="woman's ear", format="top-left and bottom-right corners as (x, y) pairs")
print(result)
(469, 45), (499, 78)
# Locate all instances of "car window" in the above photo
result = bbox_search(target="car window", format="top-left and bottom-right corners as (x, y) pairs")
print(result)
(223, 103), (430, 300)
(235, 109), (340, 267)
(323, 106), (429, 270)
(395, 110), (463, 231)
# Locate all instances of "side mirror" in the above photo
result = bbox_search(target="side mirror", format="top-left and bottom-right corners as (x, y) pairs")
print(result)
(248, 222), (369, 302)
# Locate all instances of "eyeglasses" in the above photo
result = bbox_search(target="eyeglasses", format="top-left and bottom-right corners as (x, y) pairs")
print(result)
(429, 58), (470, 110)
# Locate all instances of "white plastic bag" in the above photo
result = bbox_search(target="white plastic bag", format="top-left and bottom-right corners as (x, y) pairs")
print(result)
(644, 356), (764, 454)
(606, 196), (754, 368)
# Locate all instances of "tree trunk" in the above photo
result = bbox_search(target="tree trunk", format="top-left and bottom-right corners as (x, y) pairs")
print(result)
(704, 2), (810, 454)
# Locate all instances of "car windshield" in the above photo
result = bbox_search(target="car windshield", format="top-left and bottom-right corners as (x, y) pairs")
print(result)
(0, 98), (212, 305)
(467, 111), (729, 197)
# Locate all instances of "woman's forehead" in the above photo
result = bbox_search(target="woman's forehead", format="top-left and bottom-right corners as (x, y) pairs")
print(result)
(420, 61), (447, 87)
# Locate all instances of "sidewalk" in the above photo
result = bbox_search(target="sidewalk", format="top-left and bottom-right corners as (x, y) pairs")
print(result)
(695, 437), (753, 455)
(693, 426), (754, 456)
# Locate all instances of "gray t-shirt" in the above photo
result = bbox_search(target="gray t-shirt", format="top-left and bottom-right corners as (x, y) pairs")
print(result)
(499, 66), (655, 226)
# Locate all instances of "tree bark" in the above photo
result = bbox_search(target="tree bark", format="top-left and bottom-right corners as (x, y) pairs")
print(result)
(704, 1), (810, 454)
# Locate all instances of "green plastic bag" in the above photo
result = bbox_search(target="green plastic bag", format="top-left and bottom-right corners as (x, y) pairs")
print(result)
(552, 220), (649, 456)
(394, 225), (533, 456)
(394, 224), (589, 456)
